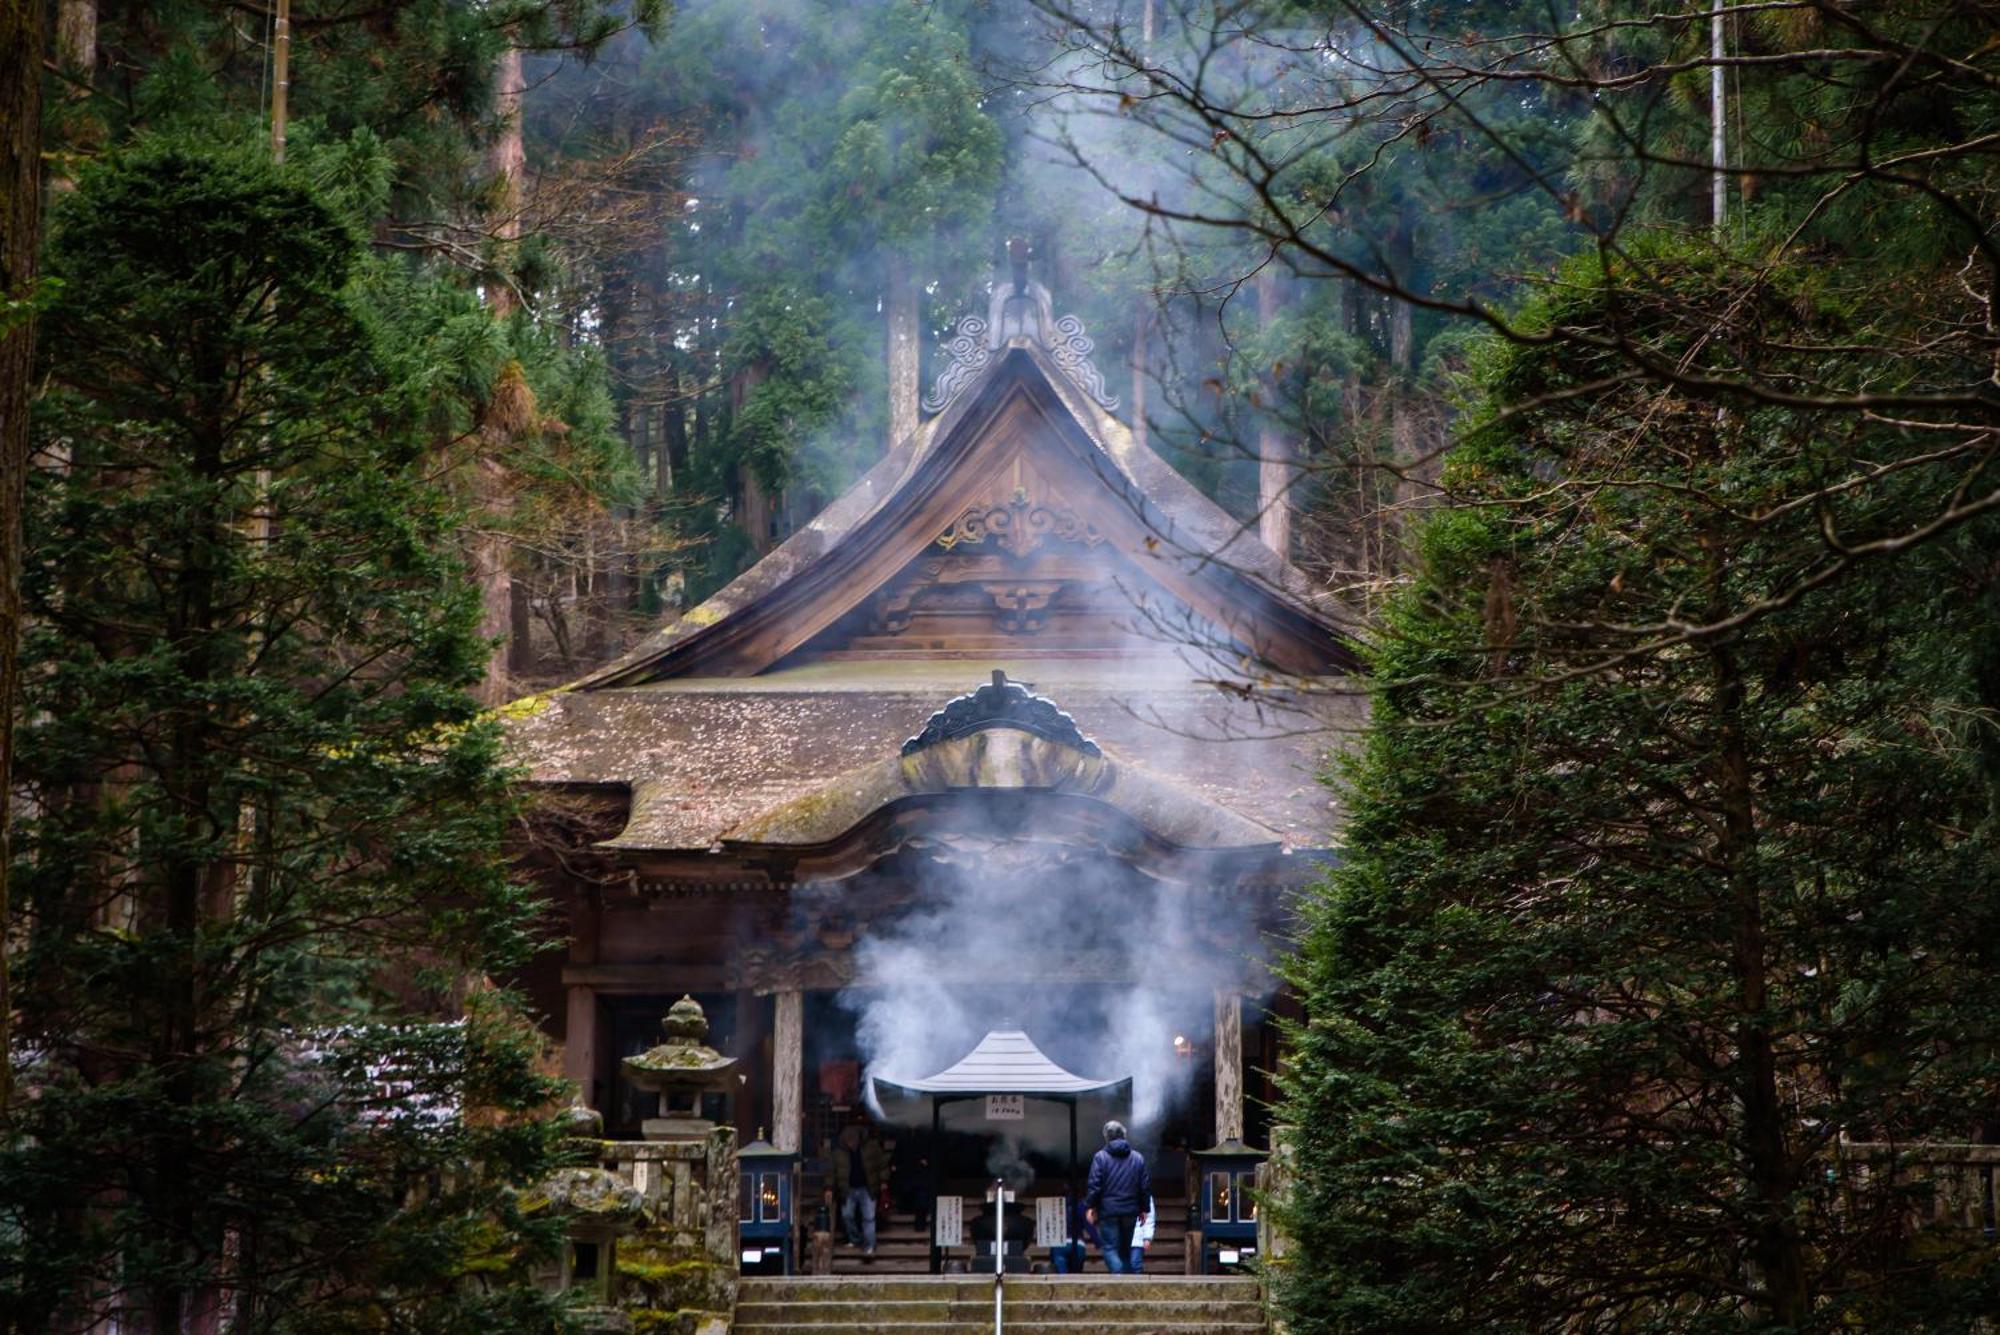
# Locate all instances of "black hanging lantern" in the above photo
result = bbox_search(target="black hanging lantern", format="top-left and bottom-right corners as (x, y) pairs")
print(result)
(1193, 1138), (1267, 1273)
(738, 1130), (798, 1274)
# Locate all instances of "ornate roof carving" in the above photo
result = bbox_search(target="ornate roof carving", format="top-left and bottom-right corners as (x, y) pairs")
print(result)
(921, 315), (991, 416)
(900, 670), (1102, 758)
(935, 487), (1107, 558)
(923, 269), (1118, 418)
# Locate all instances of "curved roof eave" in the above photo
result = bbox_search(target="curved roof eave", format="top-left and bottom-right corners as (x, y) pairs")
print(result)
(708, 727), (1286, 853)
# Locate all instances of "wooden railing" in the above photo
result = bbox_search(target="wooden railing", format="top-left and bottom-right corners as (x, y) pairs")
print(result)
(1836, 1140), (2000, 1233)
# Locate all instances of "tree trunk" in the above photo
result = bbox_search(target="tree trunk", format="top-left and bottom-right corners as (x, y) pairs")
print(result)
(739, 468), (772, 556)
(268, 0), (289, 162)
(1701, 459), (1810, 1321)
(47, 0), (93, 194)
(0, 0), (47, 1121)
(1129, 0), (1155, 454)
(507, 566), (534, 675)
(487, 44), (525, 317)
(473, 463), (513, 707)
(885, 265), (919, 451)
(632, 400), (652, 498)
(475, 46), (526, 700)
(663, 395), (688, 493)
(1387, 203), (1419, 525)
(1255, 268), (1293, 559)
(1129, 298), (1150, 453)
(1712, 642), (1811, 1323)
(580, 540), (609, 661)
(55, 0), (92, 73)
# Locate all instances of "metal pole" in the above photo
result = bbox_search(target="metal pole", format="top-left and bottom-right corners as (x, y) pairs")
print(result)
(993, 1177), (1005, 1335)
(1068, 1101), (1079, 1269)
(930, 1099), (943, 1274)
(1068, 1102), (1078, 1200)
(1710, 0), (1725, 233)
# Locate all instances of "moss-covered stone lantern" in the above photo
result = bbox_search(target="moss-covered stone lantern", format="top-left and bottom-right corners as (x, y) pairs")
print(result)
(619, 995), (739, 1142)
(523, 1101), (646, 1331)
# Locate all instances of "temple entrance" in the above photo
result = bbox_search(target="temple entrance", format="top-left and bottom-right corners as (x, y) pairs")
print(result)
(789, 1002), (1252, 1274)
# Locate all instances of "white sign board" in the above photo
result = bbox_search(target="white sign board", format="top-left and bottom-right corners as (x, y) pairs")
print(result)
(934, 1195), (963, 1247)
(985, 1094), (1025, 1121)
(1035, 1196), (1068, 1247)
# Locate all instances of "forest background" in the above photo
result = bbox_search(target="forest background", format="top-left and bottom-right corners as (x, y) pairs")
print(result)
(1, 0), (1998, 1331)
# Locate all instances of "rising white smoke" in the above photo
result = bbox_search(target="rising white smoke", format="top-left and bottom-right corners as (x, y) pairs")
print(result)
(831, 844), (1261, 1149)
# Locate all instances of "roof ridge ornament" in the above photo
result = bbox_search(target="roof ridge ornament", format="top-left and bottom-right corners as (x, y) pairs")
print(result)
(900, 669), (1103, 758)
(922, 241), (1119, 417)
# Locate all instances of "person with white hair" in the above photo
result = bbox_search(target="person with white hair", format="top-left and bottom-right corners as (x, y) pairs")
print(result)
(1083, 1119), (1151, 1276)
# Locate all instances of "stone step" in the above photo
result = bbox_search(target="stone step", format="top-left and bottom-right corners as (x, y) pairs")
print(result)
(740, 1277), (1260, 1304)
(737, 1299), (1261, 1323)
(735, 1324), (1265, 1334)
(736, 1319), (1264, 1327)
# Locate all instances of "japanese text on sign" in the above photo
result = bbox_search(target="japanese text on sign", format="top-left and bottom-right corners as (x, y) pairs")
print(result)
(935, 1195), (963, 1247)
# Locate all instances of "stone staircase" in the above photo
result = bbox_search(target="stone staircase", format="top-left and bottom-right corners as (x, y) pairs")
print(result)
(735, 1275), (1266, 1333)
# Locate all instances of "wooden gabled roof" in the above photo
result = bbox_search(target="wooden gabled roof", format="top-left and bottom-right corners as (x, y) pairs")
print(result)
(510, 302), (1364, 860)
(579, 342), (1358, 688)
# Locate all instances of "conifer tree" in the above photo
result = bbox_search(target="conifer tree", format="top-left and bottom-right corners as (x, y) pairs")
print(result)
(0, 0), (44, 1120)
(1, 144), (575, 1335)
(1274, 250), (2000, 1331)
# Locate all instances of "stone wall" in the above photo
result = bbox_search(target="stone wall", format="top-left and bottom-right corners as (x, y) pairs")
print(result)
(600, 1129), (739, 1335)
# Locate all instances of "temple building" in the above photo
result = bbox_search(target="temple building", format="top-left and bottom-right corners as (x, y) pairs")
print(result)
(505, 267), (1358, 1267)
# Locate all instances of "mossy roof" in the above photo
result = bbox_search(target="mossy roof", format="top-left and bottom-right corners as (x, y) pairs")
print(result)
(506, 662), (1355, 852)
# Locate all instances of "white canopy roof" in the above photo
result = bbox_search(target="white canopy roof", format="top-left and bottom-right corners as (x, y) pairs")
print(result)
(869, 1030), (1132, 1150)
(874, 1030), (1127, 1097)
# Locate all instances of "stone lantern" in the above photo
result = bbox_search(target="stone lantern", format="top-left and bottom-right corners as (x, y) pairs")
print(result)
(524, 1101), (646, 1332)
(619, 995), (739, 1142)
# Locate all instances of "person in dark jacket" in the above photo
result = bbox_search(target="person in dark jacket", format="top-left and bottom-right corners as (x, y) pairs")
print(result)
(1083, 1119), (1151, 1275)
(1051, 1197), (1099, 1273)
(832, 1124), (888, 1257)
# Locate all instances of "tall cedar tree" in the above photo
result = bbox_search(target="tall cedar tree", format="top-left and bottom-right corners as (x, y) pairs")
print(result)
(0, 0), (44, 1116)
(1275, 250), (2000, 1331)
(0, 148), (576, 1334)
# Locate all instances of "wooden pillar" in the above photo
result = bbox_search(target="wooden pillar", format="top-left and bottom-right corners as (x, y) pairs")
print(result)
(565, 985), (600, 1107)
(772, 989), (804, 1153)
(564, 895), (600, 1106)
(733, 985), (760, 1141)
(1213, 988), (1244, 1144)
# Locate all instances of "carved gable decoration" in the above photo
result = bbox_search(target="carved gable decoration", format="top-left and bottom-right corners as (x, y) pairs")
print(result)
(901, 671), (1102, 758)
(936, 487), (1106, 559)
(924, 274), (1116, 418)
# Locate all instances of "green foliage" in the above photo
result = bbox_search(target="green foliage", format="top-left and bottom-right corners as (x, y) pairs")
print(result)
(1274, 248), (2000, 1331)
(1, 144), (578, 1333)
(724, 287), (871, 495)
(565, 0), (1003, 554)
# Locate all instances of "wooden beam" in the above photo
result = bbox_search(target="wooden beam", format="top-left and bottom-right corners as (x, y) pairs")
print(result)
(560, 962), (731, 992)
